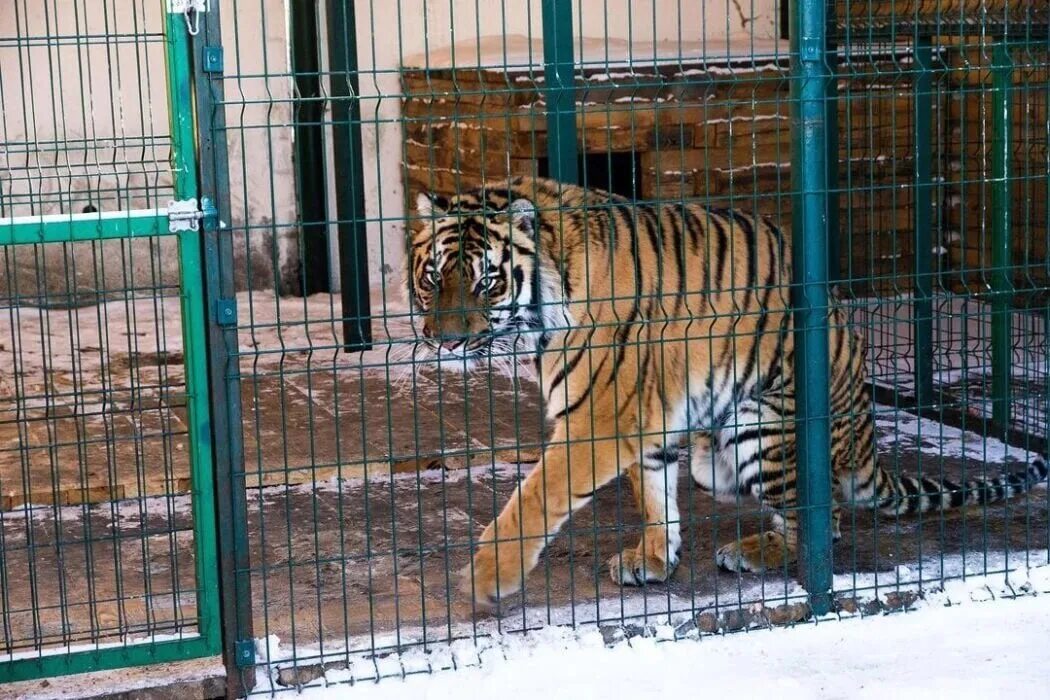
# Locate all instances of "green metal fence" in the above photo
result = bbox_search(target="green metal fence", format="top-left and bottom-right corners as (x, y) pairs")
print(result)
(2, 0), (1050, 696)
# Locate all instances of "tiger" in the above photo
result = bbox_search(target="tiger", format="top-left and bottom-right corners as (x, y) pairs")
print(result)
(406, 175), (1049, 611)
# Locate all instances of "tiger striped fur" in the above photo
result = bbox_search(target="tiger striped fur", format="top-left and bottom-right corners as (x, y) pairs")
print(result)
(407, 176), (1049, 610)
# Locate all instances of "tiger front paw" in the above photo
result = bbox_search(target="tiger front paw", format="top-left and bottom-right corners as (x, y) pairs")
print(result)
(458, 533), (525, 614)
(608, 545), (679, 586)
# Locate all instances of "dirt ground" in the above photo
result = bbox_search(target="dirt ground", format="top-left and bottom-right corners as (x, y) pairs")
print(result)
(2, 291), (1049, 663)
(2, 361), (1049, 662)
(3, 423), (1048, 660)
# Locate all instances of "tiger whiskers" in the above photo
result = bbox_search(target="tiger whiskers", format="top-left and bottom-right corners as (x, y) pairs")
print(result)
(388, 330), (538, 387)
(385, 340), (435, 393)
(484, 334), (538, 384)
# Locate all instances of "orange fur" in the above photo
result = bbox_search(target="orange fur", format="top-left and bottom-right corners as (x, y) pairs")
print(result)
(408, 176), (1049, 612)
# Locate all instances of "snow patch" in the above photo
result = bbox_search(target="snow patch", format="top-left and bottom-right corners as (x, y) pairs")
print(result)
(875, 403), (1042, 464)
(256, 557), (1050, 698)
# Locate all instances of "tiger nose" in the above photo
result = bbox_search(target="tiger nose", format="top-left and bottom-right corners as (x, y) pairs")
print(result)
(422, 324), (462, 349)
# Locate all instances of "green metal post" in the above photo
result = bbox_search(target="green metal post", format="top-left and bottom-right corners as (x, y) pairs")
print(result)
(825, 43), (840, 283)
(192, 4), (256, 694)
(163, 2), (223, 657)
(991, 42), (1013, 430)
(176, 230), (223, 661)
(541, 0), (578, 184)
(913, 37), (934, 407)
(790, 0), (834, 615)
(327, 0), (373, 350)
(165, 7), (200, 199)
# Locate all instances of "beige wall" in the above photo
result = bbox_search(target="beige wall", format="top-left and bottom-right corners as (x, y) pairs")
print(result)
(217, 0), (300, 292)
(2, 0), (778, 300)
(0, 0), (298, 297)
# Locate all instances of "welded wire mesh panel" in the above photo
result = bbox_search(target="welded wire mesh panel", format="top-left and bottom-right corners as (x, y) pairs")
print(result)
(0, 1), (178, 306)
(829, 1), (1050, 602)
(0, 2), (173, 217)
(0, 1), (219, 681)
(0, 240), (201, 659)
(199, 0), (1050, 694)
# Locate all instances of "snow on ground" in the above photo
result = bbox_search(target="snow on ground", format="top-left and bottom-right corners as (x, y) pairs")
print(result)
(873, 408), (1042, 464)
(297, 590), (1050, 699)
(256, 555), (1050, 698)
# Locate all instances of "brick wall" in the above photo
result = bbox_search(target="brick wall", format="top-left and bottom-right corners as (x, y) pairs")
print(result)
(399, 49), (944, 293)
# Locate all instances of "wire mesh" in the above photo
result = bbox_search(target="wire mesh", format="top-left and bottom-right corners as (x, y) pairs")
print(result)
(1, 0), (1050, 694)
(0, 2), (173, 218)
(185, 1), (1050, 694)
(0, 0), (219, 683)
(0, 250), (197, 651)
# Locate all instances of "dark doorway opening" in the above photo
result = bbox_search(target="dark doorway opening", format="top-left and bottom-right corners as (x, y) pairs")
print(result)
(538, 151), (640, 199)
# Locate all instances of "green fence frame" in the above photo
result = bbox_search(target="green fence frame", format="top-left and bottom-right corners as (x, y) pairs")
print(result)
(789, 0), (835, 615)
(0, 6), (221, 684)
(190, 2), (257, 696)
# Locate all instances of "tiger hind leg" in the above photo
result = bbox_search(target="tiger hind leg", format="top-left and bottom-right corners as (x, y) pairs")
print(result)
(715, 516), (797, 572)
(714, 504), (843, 572)
(708, 395), (839, 573)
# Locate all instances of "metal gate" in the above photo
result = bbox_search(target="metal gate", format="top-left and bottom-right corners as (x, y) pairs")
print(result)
(0, 3), (220, 683)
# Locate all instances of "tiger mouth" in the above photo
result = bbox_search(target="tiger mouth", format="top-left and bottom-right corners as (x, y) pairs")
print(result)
(419, 324), (536, 364)
(426, 337), (492, 358)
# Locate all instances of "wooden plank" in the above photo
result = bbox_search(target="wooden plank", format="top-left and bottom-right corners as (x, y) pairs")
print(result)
(403, 141), (513, 175)
(408, 121), (547, 156)
(580, 124), (654, 152)
(402, 97), (524, 121)
(576, 103), (658, 130)
(404, 167), (485, 199)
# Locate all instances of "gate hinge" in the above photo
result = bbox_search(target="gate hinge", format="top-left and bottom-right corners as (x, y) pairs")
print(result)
(234, 639), (256, 668)
(167, 198), (203, 233)
(214, 298), (238, 327)
(169, 0), (208, 36)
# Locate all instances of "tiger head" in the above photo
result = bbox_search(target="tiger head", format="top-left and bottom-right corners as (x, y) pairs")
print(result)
(406, 190), (543, 372)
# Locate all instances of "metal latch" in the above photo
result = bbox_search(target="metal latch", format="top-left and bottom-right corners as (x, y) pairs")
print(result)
(167, 198), (203, 233)
(169, 0), (207, 36)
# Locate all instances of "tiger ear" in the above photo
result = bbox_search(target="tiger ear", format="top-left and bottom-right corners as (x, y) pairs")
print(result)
(415, 191), (445, 219)
(508, 198), (536, 235)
